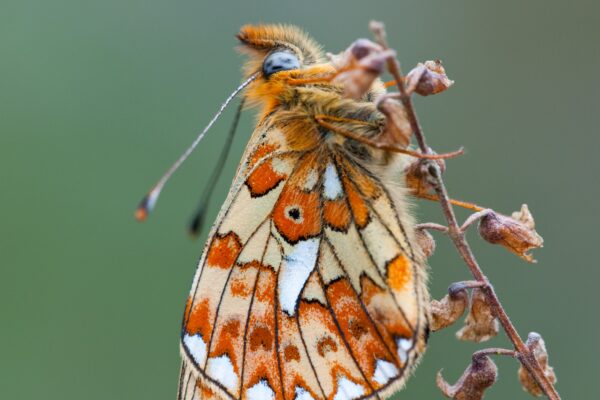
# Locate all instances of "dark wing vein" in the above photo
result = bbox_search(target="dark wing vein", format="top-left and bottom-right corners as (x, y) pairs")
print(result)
(272, 233), (287, 400)
(340, 157), (425, 363)
(333, 158), (414, 333)
(321, 236), (398, 366)
(294, 308), (328, 400)
(183, 148), (303, 330)
(202, 216), (271, 371)
(238, 226), (273, 399)
(313, 255), (381, 400)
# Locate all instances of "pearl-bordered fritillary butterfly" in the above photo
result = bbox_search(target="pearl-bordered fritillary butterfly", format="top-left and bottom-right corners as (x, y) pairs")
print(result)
(140, 24), (430, 400)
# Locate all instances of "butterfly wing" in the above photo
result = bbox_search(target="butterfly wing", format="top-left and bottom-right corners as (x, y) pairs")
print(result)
(179, 120), (303, 399)
(179, 119), (428, 400)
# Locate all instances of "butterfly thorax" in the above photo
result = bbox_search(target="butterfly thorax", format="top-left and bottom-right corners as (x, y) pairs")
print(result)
(246, 69), (393, 171)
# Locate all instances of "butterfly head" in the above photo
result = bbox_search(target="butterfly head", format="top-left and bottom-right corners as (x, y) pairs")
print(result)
(236, 24), (324, 77)
(236, 24), (338, 118)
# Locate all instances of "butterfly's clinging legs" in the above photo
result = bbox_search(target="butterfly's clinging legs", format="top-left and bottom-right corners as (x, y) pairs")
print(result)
(314, 114), (464, 160)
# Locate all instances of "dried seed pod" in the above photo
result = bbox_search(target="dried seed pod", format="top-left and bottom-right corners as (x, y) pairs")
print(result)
(376, 96), (412, 148)
(404, 157), (446, 194)
(478, 204), (544, 263)
(327, 38), (383, 69)
(437, 352), (498, 399)
(330, 39), (395, 99)
(406, 60), (454, 96)
(430, 287), (468, 332)
(416, 228), (436, 259)
(456, 288), (499, 342)
(518, 333), (557, 397)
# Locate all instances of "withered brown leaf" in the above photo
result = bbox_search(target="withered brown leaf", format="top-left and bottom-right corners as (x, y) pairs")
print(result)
(376, 96), (412, 148)
(430, 288), (468, 332)
(456, 288), (499, 342)
(478, 204), (544, 263)
(518, 333), (557, 397)
(406, 60), (454, 96)
(437, 353), (498, 400)
(329, 39), (395, 100)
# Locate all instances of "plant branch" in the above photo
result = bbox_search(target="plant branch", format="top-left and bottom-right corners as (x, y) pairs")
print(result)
(370, 21), (561, 400)
(473, 348), (518, 359)
(460, 209), (494, 232)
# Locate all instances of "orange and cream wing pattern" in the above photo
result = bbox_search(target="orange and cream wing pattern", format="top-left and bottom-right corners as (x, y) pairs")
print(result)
(178, 118), (428, 400)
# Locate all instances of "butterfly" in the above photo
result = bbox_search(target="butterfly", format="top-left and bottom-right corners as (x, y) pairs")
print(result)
(138, 24), (431, 400)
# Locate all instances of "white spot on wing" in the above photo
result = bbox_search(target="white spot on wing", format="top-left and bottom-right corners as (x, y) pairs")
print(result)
(247, 380), (275, 400)
(206, 354), (238, 391)
(396, 337), (413, 364)
(278, 238), (320, 315)
(294, 386), (315, 400)
(323, 163), (343, 200)
(303, 169), (319, 191)
(333, 377), (366, 400)
(272, 156), (293, 175)
(183, 333), (207, 366)
(373, 359), (399, 385)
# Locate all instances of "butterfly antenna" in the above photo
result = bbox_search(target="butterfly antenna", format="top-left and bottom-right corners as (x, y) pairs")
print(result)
(135, 73), (258, 221)
(188, 97), (245, 237)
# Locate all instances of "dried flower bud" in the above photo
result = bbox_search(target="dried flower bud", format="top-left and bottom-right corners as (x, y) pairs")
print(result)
(376, 96), (412, 148)
(456, 288), (499, 342)
(416, 228), (436, 259)
(437, 353), (498, 400)
(404, 157), (446, 194)
(518, 333), (557, 397)
(406, 60), (454, 96)
(430, 287), (468, 332)
(330, 39), (395, 99)
(327, 38), (383, 69)
(478, 205), (544, 263)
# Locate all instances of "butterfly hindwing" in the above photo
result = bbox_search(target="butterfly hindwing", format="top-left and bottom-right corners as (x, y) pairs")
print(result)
(179, 117), (427, 399)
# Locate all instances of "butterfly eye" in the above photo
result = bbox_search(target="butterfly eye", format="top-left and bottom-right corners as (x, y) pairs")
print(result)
(263, 50), (300, 77)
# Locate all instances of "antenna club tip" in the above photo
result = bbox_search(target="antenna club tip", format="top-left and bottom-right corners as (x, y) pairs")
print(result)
(135, 207), (148, 222)
(188, 212), (204, 238)
(135, 190), (159, 222)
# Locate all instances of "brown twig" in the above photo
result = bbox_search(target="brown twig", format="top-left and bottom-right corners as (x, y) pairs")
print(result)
(370, 21), (561, 400)
(473, 348), (518, 359)
(415, 222), (449, 233)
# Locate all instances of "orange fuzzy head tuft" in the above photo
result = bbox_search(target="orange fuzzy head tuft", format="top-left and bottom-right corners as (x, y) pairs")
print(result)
(235, 24), (334, 120)
(236, 24), (324, 76)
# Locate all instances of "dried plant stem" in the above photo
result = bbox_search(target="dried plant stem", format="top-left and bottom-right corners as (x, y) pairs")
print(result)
(370, 21), (561, 400)
(415, 222), (449, 233)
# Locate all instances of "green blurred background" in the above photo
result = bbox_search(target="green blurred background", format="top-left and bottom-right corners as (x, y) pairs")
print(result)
(1, 0), (598, 398)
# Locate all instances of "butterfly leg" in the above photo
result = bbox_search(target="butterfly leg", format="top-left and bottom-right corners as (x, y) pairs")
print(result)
(286, 64), (369, 86)
(415, 192), (486, 212)
(314, 114), (463, 159)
